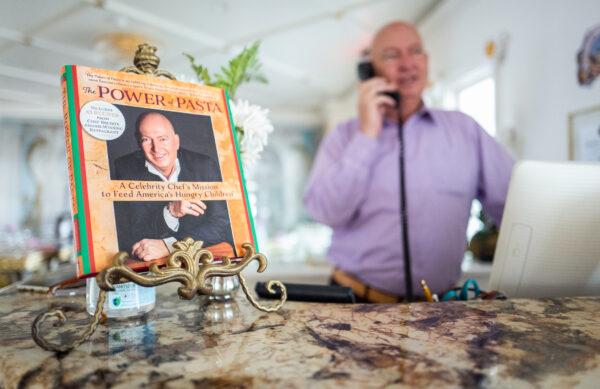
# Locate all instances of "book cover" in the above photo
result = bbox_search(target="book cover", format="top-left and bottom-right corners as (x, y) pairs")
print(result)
(60, 65), (256, 278)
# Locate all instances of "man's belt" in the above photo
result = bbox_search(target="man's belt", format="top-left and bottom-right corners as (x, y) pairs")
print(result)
(332, 268), (404, 303)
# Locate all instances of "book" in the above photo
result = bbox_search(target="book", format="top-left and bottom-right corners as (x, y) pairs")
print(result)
(60, 65), (256, 278)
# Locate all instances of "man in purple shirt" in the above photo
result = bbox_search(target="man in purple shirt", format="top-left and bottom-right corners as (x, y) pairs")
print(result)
(303, 21), (514, 302)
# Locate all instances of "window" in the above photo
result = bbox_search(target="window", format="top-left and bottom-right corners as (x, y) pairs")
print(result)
(457, 77), (496, 137)
(455, 75), (498, 243)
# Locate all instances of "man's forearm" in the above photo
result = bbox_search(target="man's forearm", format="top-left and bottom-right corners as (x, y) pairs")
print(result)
(476, 125), (515, 226)
(175, 201), (231, 247)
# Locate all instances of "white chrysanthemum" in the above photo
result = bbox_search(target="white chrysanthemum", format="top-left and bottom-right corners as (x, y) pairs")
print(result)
(230, 99), (274, 167)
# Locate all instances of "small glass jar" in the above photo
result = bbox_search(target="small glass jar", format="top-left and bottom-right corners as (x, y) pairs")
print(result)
(86, 277), (155, 318)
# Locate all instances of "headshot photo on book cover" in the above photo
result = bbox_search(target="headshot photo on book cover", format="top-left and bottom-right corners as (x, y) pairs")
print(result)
(106, 105), (235, 262)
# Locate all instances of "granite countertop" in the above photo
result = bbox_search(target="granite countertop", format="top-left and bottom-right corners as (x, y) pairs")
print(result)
(0, 284), (599, 388)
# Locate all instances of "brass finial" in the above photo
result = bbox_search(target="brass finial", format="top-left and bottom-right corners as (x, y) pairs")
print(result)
(120, 43), (176, 80)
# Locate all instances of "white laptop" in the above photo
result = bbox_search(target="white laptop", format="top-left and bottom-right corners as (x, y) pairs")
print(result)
(489, 160), (600, 298)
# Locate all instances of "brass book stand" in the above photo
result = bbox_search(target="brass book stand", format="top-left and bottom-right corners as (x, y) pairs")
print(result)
(31, 44), (287, 353)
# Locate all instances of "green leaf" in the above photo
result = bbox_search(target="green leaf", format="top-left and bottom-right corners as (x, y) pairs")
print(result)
(184, 53), (213, 85)
(213, 42), (268, 99)
(184, 42), (268, 99)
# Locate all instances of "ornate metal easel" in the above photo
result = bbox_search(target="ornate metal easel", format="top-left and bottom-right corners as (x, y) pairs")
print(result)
(31, 44), (287, 353)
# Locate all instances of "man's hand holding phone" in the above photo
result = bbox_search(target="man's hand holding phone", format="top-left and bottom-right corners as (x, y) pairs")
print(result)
(358, 78), (398, 138)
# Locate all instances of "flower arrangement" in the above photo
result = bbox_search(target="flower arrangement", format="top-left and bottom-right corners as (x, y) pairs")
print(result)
(185, 42), (274, 168)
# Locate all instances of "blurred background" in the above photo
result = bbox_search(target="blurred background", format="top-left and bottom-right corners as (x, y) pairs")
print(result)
(0, 0), (599, 288)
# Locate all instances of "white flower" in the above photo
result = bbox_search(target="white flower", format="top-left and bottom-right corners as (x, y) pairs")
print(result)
(230, 99), (274, 167)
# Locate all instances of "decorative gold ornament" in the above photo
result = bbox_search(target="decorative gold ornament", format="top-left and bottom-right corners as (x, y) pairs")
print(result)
(97, 238), (286, 309)
(120, 43), (176, 79)
(32, 239), (286, 353)
(32, 287), (106, 353)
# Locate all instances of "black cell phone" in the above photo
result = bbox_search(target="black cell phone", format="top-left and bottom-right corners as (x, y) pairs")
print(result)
(357, 61), (376, 81)
(357, 61), (400, 106)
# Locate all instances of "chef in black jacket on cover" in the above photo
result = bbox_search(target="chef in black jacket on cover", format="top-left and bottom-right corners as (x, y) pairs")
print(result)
(113, 111), (233, 261)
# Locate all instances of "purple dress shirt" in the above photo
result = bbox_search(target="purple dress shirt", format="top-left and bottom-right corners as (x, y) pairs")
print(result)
(303, 107), (514, 296)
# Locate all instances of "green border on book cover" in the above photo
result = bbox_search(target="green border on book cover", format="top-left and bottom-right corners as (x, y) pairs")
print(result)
(64, 65), (91, 274)
(224, 91), (259, 252)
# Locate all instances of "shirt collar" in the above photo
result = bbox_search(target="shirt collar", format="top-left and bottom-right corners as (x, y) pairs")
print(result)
(383, 103), (436, 129)
(145, 158), (181, 182)
(417, 104), (435, 123)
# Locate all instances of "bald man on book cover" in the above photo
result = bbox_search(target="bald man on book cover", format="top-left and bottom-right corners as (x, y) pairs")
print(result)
(112, 111), (234, 261)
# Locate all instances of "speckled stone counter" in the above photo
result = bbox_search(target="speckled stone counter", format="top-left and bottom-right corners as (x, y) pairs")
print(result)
(0, 284), (599, 388)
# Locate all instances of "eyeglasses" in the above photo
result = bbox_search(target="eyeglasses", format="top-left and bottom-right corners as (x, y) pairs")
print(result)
(380, 46), (425, 62)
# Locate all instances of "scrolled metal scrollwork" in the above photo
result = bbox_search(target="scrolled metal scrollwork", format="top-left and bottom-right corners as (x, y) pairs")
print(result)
(239, 275), (287, 312)
(96, 238), (286, 308)
(31, 238), (286, 353)
(31, 289), (106, 354)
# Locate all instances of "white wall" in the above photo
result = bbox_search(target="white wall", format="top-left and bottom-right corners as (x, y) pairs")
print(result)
(420, 0), (600, 160)
(322, 89), (357, 133)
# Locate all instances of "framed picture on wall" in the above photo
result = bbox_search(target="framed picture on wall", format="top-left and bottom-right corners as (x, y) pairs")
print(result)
(568, 105), (600, 161)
